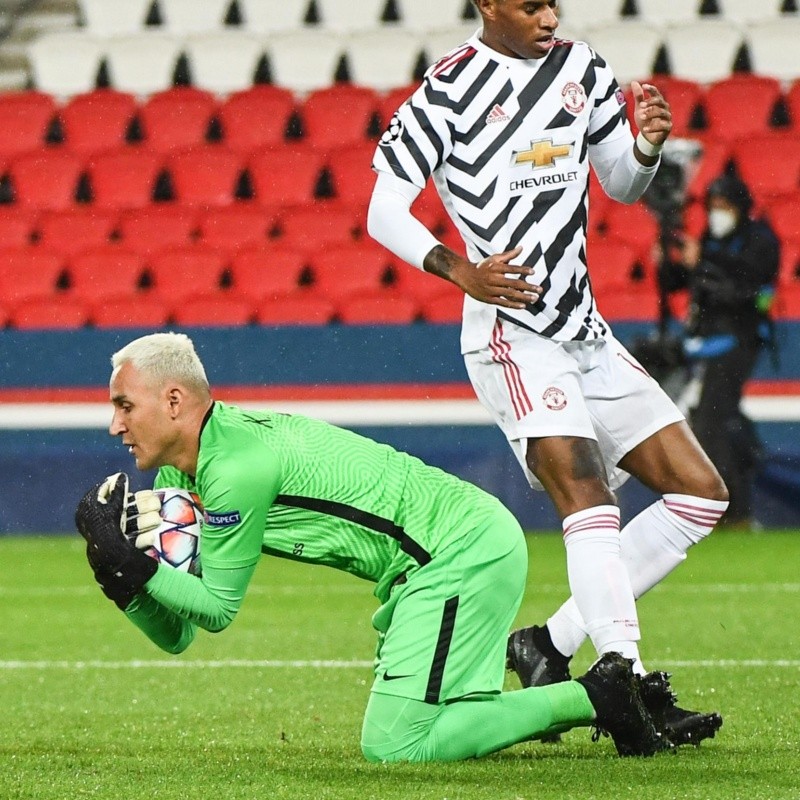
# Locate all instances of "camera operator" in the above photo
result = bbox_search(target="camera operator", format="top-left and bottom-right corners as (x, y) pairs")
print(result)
(665, 174), (780, 529)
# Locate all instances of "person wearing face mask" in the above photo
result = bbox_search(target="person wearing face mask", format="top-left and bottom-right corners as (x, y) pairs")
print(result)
(677, 174), (780, 528)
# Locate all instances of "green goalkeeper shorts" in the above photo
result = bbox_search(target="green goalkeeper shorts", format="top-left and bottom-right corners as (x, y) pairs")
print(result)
(370, 504), (527, 705)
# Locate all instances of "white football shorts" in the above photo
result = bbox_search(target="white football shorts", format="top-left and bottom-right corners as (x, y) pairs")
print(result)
(463, 318), (685, 490)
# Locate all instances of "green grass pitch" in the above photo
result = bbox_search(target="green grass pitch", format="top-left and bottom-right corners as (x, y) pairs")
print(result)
(2, 531), (799, 800)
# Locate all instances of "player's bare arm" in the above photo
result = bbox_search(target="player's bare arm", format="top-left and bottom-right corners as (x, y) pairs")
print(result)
(423, 244), (542, 310)
(631, 81), (672, 166)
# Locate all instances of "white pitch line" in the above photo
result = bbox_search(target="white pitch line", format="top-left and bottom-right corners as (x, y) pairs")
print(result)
(1, 658), (799, 670)
(2, 582), (799, 598)
(0, 659), (374, 670)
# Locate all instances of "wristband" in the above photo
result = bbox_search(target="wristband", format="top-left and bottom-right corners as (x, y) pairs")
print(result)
(636, 132), (663, 158)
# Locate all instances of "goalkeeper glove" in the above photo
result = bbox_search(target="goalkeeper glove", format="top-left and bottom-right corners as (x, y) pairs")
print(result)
(124, 488), (162, 548)
(75, 473), (158, 610)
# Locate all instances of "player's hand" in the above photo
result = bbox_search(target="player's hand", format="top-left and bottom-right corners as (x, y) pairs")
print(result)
(631, 81), (672, 147)
(125, 489), (162, 547)
(459, 247), (543, 310)
(75, 473), (134, 572)
(76, 473), (158, 603)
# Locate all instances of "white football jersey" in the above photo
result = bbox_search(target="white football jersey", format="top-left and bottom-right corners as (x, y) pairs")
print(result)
(372, 33), (636, 350)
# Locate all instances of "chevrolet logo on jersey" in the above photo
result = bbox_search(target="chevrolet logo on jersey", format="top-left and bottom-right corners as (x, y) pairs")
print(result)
(513, 139), (574, 169)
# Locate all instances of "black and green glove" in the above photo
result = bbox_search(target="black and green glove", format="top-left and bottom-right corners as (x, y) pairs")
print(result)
(75, 473), (158, 610)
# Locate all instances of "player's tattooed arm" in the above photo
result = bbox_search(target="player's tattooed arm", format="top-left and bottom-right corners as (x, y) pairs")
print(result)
(423, 244), (542, 310)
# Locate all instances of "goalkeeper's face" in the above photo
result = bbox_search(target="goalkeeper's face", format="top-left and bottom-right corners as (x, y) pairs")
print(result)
(109, 361), (182, 472)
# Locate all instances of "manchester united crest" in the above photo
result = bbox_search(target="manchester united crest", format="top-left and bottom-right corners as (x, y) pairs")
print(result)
(543, 386), (567, 411)
(561, 82), (587, 115)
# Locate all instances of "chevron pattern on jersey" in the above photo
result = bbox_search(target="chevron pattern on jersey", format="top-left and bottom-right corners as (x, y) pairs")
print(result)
(373, 34), (632, 342)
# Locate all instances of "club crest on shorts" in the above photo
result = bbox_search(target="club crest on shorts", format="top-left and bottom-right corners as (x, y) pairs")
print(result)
(542, 386), (567, 411)
(561, 82), (587, 115)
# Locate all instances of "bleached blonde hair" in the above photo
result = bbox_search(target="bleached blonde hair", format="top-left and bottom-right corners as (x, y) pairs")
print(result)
(111, 333), (210, 394)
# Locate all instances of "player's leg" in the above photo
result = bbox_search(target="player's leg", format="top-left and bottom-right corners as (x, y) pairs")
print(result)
(361, 681), (594, 762)
(464, 325), (643, 669)
(361, 511), (663, 762)
(508, 339), (726, 744)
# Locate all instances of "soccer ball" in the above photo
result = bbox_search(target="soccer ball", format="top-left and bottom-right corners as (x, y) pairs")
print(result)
(142, 488), (203, 575)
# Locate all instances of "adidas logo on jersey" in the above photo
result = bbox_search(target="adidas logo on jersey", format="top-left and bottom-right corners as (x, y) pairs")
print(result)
(486, 104), (510, 125)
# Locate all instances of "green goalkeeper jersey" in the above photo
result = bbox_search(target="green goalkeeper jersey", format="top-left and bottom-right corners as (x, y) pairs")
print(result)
(154, 401), (504, 603)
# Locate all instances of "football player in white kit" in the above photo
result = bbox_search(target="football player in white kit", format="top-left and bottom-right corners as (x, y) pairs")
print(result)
(368, 0), (727, 747)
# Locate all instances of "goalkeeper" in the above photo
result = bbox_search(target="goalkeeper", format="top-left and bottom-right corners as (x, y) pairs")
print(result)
(75, 331), (669, 762)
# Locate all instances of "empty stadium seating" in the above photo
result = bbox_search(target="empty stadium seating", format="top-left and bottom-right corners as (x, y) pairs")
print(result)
(77, 0), (152, 36)
(4, 2), (800, 330)
(7, 151), (84, 210)
(0, 92), (57, 159)
(66, 246), (146, 301)
(167, 145), (245, 206)
(300, 84), (379, 149)
(183, 32), (266, 95)
(117, 206), (198, 253)
(87, 148), (165, 209)
(58, 89), (138, 155)
(138, 87), (218, 153)
(36, 208), (118, 255)
(227, 245), (309, 301)
(217, 85), (297, 153)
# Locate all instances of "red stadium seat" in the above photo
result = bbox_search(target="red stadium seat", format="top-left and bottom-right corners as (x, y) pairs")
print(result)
(274, 202), (360, 251)
(138, 87), (219, 154)
(602, 202), (659, 268)
(255, 290), (336, 325)
(171, 293), (255, 326)
(300, 84), (380, 149)
(248, 145), (327, 207)
(586, 237), (642, 291)
(228, 245), (308, 300)
(391, 262), (450, 305)
(59, 89), (138, 155)
(147, 245), (227, 301)
(326, 144), (378, 205)
(10, 295), (88, 329)
(703, 75), (783, 141)
(197, 205), (276, 251)
(90, 294), (171, 328)
(732, 135), (800, 204)
(0, 248), (66, 303)
(594, 285), (659, 321)
(309, 242), (392, 302)
(7, 151), (84, 210)
(88, 148), (165, 210)
(0, 208), (38, 247)
(117, 206), (198, 254)
(337, 288), (419, 324)
(376, 84), (417, 129)
(419, 286), (464, 323)
(787, 80), (800, 132)
(767, 195), (800, 246)
(0, 92), (57, 159)
(167, 146), (245, 207)
(36, 208), (119, 256)
(218, 85), (297, 154)
(67, 247), (146, 301)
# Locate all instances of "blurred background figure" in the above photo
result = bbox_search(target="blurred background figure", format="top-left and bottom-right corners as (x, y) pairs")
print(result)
(663, 174), (781, 529)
